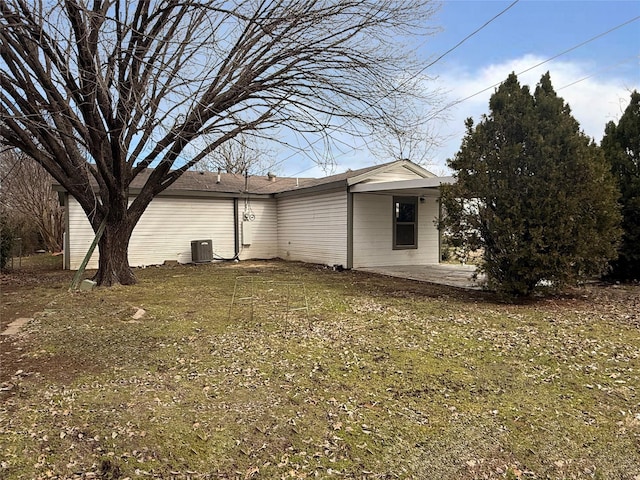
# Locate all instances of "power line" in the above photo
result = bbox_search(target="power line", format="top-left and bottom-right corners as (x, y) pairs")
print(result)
(557, 54), (640, 90)
(441, 15), (640, 112)
(252, 1), (522, 185)
(517, 16), (639, 78)
(221, 7), (640, 185)
(418, 0), (520, 75)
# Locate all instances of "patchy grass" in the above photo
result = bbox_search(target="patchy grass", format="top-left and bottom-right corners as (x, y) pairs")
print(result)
(1, 254), (71, 333)
(1, 259), (639, 479)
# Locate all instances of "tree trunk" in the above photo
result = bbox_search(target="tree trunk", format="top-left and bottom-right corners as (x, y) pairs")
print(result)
(93, 220), (137, 286)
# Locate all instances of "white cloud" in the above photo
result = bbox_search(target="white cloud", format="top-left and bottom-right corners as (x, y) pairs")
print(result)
(428, 55), (639, 172)
(277, 55), (638, 178)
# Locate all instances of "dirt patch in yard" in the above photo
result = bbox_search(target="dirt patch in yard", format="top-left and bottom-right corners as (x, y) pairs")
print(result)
(1, 256), (73, 328)
(1, 255), (82, 396)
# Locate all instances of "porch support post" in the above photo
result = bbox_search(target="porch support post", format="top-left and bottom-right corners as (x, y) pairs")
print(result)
(438, 195), (442, 264)
(347, 190), (353, 269)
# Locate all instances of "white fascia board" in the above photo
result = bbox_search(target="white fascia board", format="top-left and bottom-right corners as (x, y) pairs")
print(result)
(400, 161), (437, 178)
(349, 176), (455, 193)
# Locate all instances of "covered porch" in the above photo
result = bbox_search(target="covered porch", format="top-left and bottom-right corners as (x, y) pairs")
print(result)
(349, 175), (457, 275)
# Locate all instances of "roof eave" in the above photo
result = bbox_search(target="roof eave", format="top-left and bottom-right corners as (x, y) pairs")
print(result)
(349, 176), (455, 193)
(274, 180), (347, 198)
(345, 159), (436, 186)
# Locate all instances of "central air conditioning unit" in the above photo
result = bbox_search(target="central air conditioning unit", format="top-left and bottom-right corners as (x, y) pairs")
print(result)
(191, 239), (213, 263)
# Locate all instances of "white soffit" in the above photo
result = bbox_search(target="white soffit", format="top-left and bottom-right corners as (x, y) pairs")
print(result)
(350, 176), (455, 193)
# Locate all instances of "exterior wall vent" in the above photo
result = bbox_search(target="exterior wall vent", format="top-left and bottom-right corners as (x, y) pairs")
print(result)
(191, 239), (213, 263)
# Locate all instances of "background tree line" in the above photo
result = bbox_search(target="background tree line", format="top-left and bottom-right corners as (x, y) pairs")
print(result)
(0, 149), (64, 268)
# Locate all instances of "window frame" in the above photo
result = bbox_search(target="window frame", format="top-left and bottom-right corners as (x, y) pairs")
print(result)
(392, 196), (418, 250)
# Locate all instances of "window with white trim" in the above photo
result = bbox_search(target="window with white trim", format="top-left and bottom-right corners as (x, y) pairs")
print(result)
(393, 196), (418, 249)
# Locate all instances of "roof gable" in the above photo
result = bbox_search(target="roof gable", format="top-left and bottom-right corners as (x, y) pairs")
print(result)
(346, 160), (435, 186)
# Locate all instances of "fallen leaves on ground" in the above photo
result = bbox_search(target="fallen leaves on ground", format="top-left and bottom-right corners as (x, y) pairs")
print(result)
(0, 260), (638, 479)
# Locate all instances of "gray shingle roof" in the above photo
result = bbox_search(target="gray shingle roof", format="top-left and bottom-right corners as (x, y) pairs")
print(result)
(130, 161), (399, 195)
(53, 160), (412, 196)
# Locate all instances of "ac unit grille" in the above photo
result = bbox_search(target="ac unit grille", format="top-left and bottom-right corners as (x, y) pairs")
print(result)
(191, 239), (213, 263)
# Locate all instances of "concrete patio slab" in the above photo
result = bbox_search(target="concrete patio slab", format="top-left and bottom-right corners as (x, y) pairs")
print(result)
(356, 264), (485, 290)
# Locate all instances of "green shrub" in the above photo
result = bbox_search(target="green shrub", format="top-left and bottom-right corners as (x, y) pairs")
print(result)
(441, 73), (622, 297)
(0, 216), (16, 269)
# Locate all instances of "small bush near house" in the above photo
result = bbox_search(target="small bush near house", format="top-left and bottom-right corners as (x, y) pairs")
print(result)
(0, 216), (15, 270)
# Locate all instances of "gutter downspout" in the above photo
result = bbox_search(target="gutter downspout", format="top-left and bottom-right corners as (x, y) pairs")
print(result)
(347, 188), (353, 269)
(233, 198), (240, 258)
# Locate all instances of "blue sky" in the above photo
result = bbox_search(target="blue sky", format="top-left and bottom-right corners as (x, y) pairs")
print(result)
(280, 0), (640, 177)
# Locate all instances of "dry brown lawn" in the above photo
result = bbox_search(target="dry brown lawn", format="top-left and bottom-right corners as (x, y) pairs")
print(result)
(1, 256), (638, 479)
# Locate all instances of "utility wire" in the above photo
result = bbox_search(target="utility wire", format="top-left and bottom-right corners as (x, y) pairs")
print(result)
(440, 15), (640, 112)
(226, 7), (640, 186)
(268, 12), (640, 180)
(250, 1), (521, 189)
(557, 54), (640, 90)
(417, 0), (520, 76)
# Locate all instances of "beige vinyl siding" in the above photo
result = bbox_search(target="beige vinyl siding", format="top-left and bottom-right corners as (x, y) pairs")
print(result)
(66, 196), (235, 270)
(238, 198), (278, 260)
(277, 190), (348, 266)
(67, 197), (100, 270)
(352, 193), (439, 268)
(129, 197), (235, 265)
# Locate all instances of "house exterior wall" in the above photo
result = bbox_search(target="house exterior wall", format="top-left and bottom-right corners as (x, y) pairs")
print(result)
(66, 197), (100, 270)
(237, 198), (278, 260)
(66, 196), (236, 270)
(277, 190), (348, 267)
(63, 162), (445, 272)
(352, 193), (439, 268)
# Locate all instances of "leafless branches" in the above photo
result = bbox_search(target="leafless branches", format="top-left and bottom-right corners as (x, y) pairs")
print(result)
(0, 0), (440, 284)
(195, 133), (277, 175)
(0, 149), (64, 252)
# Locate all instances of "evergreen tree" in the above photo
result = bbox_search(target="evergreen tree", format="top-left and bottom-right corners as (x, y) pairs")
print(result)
(602, 91), (640, 281)
(441, 72), (621, 296)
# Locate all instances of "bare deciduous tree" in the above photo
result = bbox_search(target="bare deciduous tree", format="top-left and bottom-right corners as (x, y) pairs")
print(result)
(369, 91), (451, 172)
(195, 134), (277, 175)
(0, 149), (64, 252)
(1, 0), (440, 285)
(373, 118), (442, 164)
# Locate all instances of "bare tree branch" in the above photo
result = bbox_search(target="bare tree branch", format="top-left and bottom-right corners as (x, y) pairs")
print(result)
(0, 149), (64, 252)
(1, 0), (441, 285)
